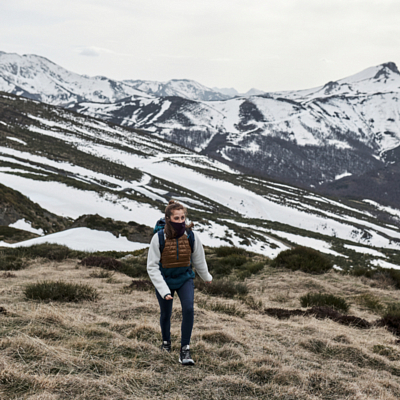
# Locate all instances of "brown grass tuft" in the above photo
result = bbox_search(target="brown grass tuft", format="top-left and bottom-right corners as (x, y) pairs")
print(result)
(2, 258), (400, 399)
(201, 330), (239, 345)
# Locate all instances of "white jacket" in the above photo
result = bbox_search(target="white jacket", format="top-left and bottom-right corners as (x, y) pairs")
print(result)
(147, 231), (213, 298)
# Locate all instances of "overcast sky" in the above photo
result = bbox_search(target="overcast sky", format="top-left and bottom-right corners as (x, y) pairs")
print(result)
(1, 0), (399, 93)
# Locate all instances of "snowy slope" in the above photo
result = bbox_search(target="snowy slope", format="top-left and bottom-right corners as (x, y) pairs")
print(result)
(2, 52), (400, 220)
(0, 51), (150, 105)
(1, 92), (400, 264)
(277, 62), (400, 101)
(76, 69), (400, 157)
(70, 62), (400, 209)
(123, 79), (231, 101)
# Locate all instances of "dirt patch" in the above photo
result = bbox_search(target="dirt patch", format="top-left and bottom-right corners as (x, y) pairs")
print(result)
(377, 316), (400, 337)
(1, 272), (16, 278)
(125, 280), (154, 291)
(265, 306), (371, 329)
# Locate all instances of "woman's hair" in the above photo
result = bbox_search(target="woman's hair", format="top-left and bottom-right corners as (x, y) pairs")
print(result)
(164, 199), (194, 239)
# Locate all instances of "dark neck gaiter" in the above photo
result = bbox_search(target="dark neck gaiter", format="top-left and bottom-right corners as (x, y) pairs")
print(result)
(170, 221), (186, 238)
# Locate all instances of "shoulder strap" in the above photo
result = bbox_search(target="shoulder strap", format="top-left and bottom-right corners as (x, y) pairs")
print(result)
(158, 229), (165, 253)
(187, 230), (195, 253)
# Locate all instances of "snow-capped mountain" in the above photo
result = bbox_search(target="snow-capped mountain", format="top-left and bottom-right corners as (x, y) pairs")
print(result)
(123, 79), (231, 101)
(1, 91), (400, 267)
(212, 87), (266, 97)
(1, 51), (400, 209)
(72, 62), (400, 209)
(212, 87), (240, 97)
(277, 62), (400, 101)
(0, 51), (150, 106)
(0, 51), (232, 104)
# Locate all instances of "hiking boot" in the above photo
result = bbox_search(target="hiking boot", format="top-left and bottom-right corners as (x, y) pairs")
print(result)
(160, 341), (171, 352)
(179, 345), (195, 366)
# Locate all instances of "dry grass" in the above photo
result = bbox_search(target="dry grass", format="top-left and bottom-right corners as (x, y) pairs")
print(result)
(1, 261), (400, 399)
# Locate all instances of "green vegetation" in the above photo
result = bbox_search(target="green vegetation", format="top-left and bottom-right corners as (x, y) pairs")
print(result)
(24, 281), (99, 302)
(80, 253), (149, 280)
(271, 246), (333, 274)
(197, 300), (245, 318)
(124, 280), (154, 292)
(350, 266), (400, 290)
(4, 243), (78, 261)
(1, 242), (145, 263)
(214, 246), (248, 257)
(205, 246), (267, 281)
(0, 226), (37, 244)
(119, 258), (148, 278)
(89, 270), (115, 279)
(354, 293), (384, 313)
(0, 183), (70, 234)
(0, 255), (27, 271)
(195, 278), (248, 298)
(372, 345), (399, 361)
(80, 256), (122, 270)
(384, 303), (400, 318)
(300, 292), (350, 313)
(72, 214), (152, 243)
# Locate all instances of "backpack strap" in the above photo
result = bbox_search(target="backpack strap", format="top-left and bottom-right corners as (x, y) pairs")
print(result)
(158, 229), (165, 254)
(187, 229), (195, 253)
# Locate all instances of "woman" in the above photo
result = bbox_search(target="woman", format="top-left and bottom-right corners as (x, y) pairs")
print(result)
(147, 200), (212, 366)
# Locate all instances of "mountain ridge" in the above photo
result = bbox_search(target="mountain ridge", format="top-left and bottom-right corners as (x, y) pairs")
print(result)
(1, 91), (400, 271)
(1, 51), (400, 209)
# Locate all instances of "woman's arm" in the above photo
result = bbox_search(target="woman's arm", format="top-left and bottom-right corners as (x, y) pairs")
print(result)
(147, 233), (171, 298)
(191, 232), (213, 282)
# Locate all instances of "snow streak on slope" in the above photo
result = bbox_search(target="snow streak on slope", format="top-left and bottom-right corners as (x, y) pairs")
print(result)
(3, 118), (400, 250)
(1, 93), (400, 261)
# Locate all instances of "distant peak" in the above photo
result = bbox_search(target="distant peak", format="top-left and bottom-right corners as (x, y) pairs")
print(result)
(170, 78), (191, 82)
(374, 62), (399, 79)
(322, 81), (340, 95)
(382, 62), (399, 74)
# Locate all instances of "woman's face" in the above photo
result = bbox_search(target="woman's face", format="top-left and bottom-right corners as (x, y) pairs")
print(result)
(170, 209), (186, 223)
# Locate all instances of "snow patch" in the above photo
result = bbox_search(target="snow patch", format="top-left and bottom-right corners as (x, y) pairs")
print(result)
(3, 227), (149, 252)
(343, 244), (386, 258)
(7, 136), (27, 145)
(370, 258), (400, 270)
(9, 219), (44, 236)
(335, 172), (352, 180)
(363, 199), (400, 220)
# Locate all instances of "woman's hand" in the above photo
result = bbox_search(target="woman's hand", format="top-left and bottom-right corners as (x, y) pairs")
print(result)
(165, 295), (173, 300)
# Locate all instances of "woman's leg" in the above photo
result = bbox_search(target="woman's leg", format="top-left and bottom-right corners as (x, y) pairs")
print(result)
(156, 289), (174, 342)
(176, 279), (194, 347)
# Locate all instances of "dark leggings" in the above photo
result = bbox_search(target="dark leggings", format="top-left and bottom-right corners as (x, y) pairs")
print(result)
(156, 278), (194, 347)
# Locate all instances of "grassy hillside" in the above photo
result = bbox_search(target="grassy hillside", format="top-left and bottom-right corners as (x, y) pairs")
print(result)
(1, 246), (400, 399)
(0, 183), (71, 236)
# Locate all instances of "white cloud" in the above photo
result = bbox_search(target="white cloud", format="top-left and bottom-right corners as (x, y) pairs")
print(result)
(79, 47), (100, 57)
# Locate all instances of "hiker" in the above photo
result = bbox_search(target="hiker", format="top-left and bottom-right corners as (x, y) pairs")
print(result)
(147, 199), (212, 365)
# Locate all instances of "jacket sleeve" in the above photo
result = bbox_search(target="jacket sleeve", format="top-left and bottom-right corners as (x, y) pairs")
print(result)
(147, 233), (171, 298)
(192, 232), (213, 282)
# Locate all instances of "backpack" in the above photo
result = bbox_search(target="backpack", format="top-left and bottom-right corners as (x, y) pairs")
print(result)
(153, 218), (195, 254)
